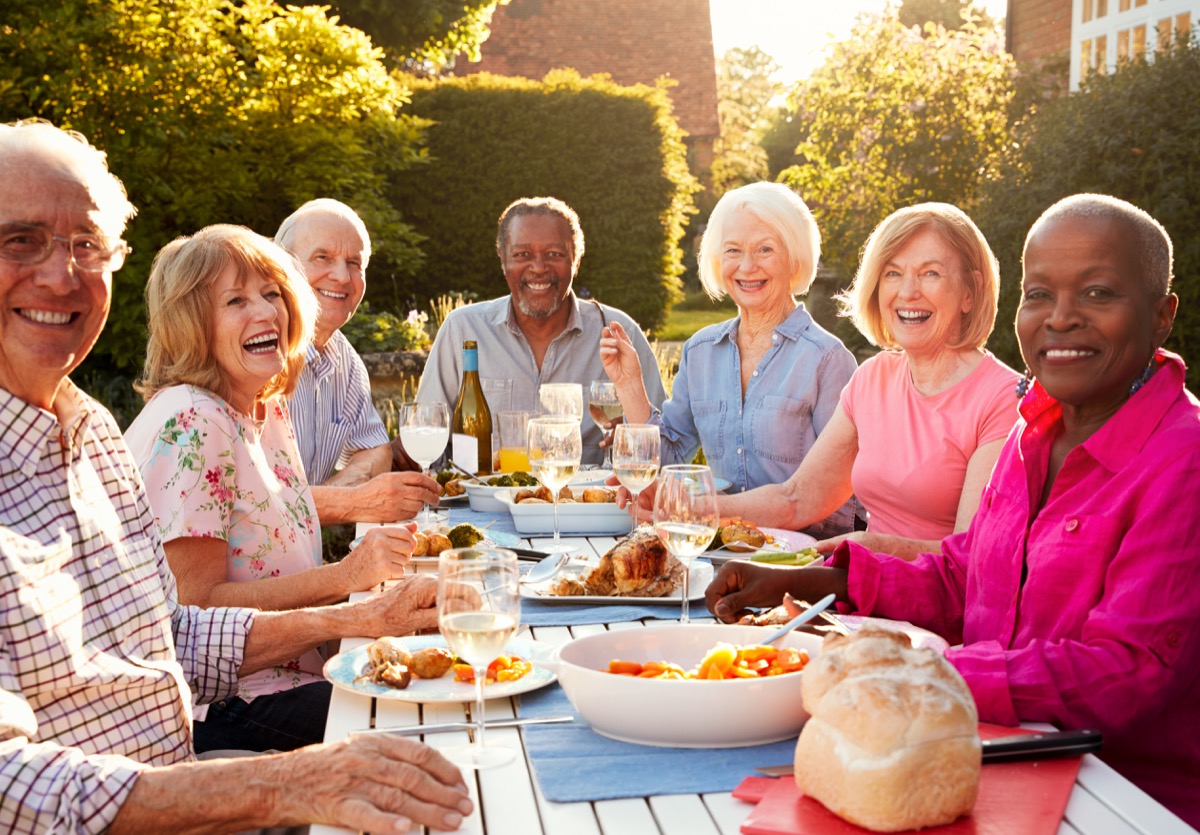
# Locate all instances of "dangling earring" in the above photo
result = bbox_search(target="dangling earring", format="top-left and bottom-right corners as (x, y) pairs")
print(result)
(1128, 357), (1156, 395)
(1015, 367), (1033, 398)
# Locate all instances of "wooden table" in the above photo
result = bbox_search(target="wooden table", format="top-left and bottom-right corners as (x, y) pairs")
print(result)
(314, 529), (1197, 835)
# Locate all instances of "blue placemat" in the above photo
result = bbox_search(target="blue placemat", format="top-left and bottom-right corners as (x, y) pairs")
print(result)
(517, 683), (796, 802)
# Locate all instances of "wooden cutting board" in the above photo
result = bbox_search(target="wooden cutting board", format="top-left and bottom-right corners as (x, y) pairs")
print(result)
(738, 725), (1082, 835)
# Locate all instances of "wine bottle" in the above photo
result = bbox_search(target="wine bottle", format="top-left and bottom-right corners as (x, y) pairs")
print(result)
(451, 340), (493, 475)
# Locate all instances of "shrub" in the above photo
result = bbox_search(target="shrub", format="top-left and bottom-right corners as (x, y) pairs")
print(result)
(342, 302), (432, 353)
(975, 40), (1200, 373)
(381, 69), (700, 332)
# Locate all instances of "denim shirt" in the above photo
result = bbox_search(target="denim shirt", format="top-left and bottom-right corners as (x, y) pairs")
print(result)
(651, 303), (858, 538)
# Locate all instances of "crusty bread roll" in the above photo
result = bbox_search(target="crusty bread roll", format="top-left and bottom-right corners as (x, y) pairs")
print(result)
(793, 626), (980, 832)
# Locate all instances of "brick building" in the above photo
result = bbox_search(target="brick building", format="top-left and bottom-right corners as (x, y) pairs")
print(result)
(467, 0), (720, 171)
(1006, 0), (1197, 89)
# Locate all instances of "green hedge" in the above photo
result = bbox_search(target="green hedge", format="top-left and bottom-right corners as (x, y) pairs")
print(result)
(976, 42), (1200, 375)
(379, 69), (700, 332)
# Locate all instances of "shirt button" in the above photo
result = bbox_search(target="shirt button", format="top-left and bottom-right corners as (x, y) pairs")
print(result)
(1167, 630), (1181, 647)
(772, 334), (778, 342)
(1065, 518), (1080, 532)
(752, 370), (759, 377)
(737, 448), (743, 455)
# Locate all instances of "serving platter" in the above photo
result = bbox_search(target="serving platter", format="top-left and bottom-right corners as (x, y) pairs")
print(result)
(520, 560), (713, 605)
(323, 635), (557, 703)
(706, 527), (819, 567)
(500, 488), (633, 536)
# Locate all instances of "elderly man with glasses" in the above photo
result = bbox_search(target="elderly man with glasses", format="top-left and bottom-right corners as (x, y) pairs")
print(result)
(0, 119), (472, 832)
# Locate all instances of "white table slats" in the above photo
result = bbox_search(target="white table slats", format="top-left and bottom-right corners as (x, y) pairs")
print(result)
(310, 532), (1196, 835)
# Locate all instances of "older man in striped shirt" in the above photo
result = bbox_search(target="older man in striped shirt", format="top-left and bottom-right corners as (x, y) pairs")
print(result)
(276, 200), (438, 525)
(0, 120), (471, 833)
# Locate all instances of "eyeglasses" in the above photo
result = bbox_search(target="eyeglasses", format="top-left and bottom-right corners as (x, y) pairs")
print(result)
(0, 223), (130, 272)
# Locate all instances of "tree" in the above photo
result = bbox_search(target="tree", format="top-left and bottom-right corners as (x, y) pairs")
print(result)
(300, 0), (508, 72)
(0, 0), (428, 371)
(780, 12), (1016, 280)
(898, 0), (996, 30)
(710, 47), (782, 194)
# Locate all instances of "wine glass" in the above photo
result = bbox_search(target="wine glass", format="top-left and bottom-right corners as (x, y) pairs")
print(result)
(612, 423), (660, 528)
(398, 401), (450, 526)
(437, 547), (521, 769)
(653, 465), (718, 623)
(539, 383), (583, 421)
(588, 380), (622, 468)
(527, 416), (582, 554)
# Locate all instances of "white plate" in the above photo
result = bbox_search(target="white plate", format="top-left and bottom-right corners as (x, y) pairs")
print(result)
(706, 527), (819, 567)
(520, 560), (713, 604)
(500, 488), (632, 536)
(464, 481), (530, 513)
(435, 492), (469, 506)
(323, 635), (557, 702)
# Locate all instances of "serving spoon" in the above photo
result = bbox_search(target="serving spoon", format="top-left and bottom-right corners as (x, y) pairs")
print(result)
(520, 551), (571, 585)
(761, 593), (837, 645)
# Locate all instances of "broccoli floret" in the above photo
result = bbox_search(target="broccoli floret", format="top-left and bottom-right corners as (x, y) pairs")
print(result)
(447, 523), (485, 549)
(510, 471), (539, 487)
(435, 469), (457, 486)
(487, 474), (515, 487)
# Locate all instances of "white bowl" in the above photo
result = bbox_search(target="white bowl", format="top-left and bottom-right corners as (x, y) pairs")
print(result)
(554, 624), (823, 748)
(499, 488), (632, 535)
(464, 481), (513, 513)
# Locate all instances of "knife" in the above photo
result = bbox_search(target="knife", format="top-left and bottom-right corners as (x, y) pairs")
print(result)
(755, 728), (1102, 776)
(353, 715), (574, 737)
(510, 547), (553, 560)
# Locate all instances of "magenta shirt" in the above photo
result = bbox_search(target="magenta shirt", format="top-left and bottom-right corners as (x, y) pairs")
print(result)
(833, 350), (1200, 828)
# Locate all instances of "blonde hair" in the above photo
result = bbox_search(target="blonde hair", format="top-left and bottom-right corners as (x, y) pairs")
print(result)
(136, 225), (318, 404)
(698, 182), (820, 301)
(839, 203), (999, 351)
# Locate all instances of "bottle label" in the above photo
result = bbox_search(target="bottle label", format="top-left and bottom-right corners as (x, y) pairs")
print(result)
(463, 348), (479, 373)
(452, 433), (479, 474)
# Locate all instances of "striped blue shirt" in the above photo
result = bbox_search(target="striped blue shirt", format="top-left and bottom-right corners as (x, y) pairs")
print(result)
(287, 330), (390, 484)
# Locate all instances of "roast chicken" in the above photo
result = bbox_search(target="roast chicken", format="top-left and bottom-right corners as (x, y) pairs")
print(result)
(550, 529), (685, 597)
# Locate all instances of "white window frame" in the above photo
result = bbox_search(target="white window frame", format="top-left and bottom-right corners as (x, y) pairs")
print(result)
(1070, 0), (1199, 89)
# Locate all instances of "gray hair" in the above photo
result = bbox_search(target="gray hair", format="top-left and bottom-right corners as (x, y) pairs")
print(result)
(496, 196), (585, 273)
(275, 198), (372, 267)
(698, 182), (821, 301)
(0, 118), (136, 239)
(1026, 194), (1173, 296)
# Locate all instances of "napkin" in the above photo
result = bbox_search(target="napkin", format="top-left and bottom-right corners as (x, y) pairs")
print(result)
(518, 683), (797, 802)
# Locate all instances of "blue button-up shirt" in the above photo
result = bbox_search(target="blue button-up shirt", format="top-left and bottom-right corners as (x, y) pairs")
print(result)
(651, 304), (857, 538)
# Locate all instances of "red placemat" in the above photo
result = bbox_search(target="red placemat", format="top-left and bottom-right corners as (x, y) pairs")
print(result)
(739, 725), (1082, 835)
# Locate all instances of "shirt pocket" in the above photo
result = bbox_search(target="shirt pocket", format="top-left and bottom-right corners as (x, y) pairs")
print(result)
(691, 399), (726, 459)
(1025, 512), (1125, 635)
(749, 396), (813, 466)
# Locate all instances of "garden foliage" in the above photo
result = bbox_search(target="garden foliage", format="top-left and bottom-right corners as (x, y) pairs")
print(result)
(975, 42), (1200, 373)
(384, 70), (700, 332)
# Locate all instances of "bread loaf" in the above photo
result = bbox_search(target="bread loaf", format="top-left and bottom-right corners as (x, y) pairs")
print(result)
(793, 626), (980, 832)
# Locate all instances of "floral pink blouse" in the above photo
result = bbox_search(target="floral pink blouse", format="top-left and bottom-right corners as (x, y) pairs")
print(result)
(124, 384), (325, 704)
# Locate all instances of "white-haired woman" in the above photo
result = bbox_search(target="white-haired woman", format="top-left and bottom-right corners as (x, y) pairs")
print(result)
(601, 182), (857, 537)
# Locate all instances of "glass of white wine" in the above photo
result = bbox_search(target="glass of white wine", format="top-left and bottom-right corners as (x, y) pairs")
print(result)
(612, 423), (660, 528)
(398, 401), (450, 526)
(653, 464), (718, 623)
(588, 380), (623, 468)
(437, 547), (521, 769)
(538, 382), (583, 421)
(527, 416), (582, 554)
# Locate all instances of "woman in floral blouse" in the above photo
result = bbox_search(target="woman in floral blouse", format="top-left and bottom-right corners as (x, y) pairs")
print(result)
(125, 224), (423, 753)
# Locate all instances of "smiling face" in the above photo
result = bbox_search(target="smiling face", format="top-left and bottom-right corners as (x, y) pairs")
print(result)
(1017, 214), (1174, 411)
(719, 210), (796, 318)
(0, 152), (113, 410)
(288, 213), (366, 348)
(500, 213), (575, 322)
(876, 227), (975, 359)
(209, 262), (289, 414)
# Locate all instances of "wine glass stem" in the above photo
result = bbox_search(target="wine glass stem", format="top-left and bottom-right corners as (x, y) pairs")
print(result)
(473, 665), (487, 759)
(551, 494), (561, 547)
(680, 562), (690, 624)
(629, 489), (640, 530)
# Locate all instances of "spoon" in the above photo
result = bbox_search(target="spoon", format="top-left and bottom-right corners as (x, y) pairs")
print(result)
(761, 593), (837, 645)
(521, 551), (571, 585)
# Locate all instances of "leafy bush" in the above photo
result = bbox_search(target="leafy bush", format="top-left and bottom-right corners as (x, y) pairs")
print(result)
(382, 69), (700, 332)
(975, 40), (1200, 373)
(342, 302), (432, 353)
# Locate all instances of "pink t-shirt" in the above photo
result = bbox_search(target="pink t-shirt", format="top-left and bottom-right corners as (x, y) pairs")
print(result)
(841, 351), (1018, 539)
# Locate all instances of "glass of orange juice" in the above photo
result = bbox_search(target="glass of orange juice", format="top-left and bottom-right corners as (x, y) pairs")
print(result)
(497, 411), (533, 473)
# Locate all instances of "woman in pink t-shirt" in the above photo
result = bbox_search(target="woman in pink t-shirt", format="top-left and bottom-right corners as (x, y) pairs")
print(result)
(717, 204), (1018, 557)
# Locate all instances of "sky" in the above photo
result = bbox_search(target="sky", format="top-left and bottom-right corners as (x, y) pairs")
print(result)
(709, 0), (1010, 84)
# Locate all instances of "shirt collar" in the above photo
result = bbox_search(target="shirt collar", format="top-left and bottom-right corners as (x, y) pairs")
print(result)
(0, 379), (93, 477)
(714, 302), (812, 344)
(1019, 349), (1185, 471)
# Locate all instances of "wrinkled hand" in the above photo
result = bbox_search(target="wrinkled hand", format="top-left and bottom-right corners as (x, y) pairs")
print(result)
(598, 322), (645, 390)
(355, 472), (442, 522)
(266, 733), (473, 831)
(338, 524), (416, 594)
(353, 574), (440, 637)
(705, 561), (843, 623)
